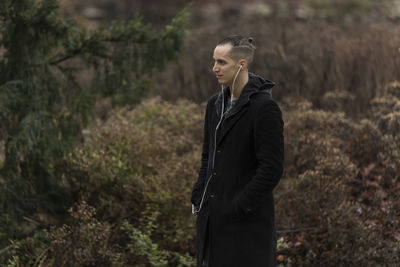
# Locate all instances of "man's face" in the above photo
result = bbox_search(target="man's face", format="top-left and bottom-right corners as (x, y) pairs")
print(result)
(213, 44), (239, 85)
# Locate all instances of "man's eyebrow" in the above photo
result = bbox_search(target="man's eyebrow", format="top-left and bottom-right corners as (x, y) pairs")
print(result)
(214, 58), (227, 62)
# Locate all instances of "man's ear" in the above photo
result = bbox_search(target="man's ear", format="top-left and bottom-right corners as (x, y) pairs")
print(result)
(239, 59), (248, 69)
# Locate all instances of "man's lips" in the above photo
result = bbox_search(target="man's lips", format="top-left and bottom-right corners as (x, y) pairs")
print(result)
(216, 75), (222, 79)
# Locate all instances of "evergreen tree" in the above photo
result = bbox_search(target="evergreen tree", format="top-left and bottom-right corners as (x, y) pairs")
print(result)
(0, 0), (189, 242)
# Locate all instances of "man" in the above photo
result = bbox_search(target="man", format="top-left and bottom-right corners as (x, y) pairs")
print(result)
(191, 35), (284, 267)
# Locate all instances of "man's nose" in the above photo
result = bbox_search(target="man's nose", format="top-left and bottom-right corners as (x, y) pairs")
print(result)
(212, 63), (218, 73)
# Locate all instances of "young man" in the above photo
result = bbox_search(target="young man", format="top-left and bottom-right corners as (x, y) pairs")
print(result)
(191, 35), (284, 267)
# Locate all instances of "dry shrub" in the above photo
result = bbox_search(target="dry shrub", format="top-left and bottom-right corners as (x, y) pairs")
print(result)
(375, 81), (400, 136)
(346, 119), (384, 166)
(277, 141), (357, 226)
(48, 201), (194, 267)
(350, 81), (400, 180)
(4, 80), (400, 265)
(60, 97), (203, 263)
(275, 87), (400, 266)
(385, 80), (400, 99)
(377, 134), (400, 182)
(362, 81), (400, 224)
(378, 111), (400, 137)
(0, 202), (119, 266)
(370, 97), (400, 118)
(281, 98), (355, 178)
(0, 201), (195, 266)
(46, 201), (121, 267)
(320, 89), (356, 113)
(155, 19), (400, 117)
(370, 81), (400, 119)
(277, 100), (360, 264)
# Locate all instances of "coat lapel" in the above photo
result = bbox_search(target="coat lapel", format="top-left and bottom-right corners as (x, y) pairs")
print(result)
(214, 85), (253, 146)
(217, 105), (248, 146)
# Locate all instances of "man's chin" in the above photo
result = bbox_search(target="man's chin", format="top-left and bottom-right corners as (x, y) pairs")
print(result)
(216, 78), (225, 84)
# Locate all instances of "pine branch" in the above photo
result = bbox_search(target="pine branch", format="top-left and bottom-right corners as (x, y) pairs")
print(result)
(49, 49), (82, 65)
(0, 0), (190, 239)
(49, 45), (109, 65)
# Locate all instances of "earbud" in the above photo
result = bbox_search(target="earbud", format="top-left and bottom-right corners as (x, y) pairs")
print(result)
(238, 64), (243, 71)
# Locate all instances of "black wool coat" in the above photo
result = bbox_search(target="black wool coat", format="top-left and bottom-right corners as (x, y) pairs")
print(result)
(191, 73), (284, 267)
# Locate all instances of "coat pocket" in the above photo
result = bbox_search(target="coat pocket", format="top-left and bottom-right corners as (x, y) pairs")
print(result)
(222, 197), (246, 222)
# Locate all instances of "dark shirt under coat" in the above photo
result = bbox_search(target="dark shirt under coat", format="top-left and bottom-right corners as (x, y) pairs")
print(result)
(191, 72), (284, 267)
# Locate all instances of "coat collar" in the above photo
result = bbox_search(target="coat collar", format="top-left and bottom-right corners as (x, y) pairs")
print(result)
(213, 73), (275, 145)
(214, 72), (275, 119)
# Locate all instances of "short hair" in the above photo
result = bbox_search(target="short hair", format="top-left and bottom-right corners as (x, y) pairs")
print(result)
(217, 35), (256, 64)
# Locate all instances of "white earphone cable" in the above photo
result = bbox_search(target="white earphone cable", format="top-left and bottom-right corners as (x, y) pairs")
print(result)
(231, 65), (242, 101)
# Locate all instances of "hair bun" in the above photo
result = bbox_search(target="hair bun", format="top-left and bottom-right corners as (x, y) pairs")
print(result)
(248, 37), (254, 44)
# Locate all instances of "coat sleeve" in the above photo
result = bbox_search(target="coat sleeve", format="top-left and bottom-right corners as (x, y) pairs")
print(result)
(234, 99), (284, 215)
(191, 100), (211, 206)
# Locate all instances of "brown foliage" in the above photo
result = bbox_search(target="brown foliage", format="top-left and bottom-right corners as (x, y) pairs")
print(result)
(156, 19), (400, 118)
(46, 201), (120, 266)
(3, 82), (400, 266)
(62, 97), (203, 261)
(275, 81), (400, 266)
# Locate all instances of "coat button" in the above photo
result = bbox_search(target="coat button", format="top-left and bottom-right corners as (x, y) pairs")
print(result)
(213, 172), (217, 176)
(217, 149), (221, 153)
(210, 193), (215, 198)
